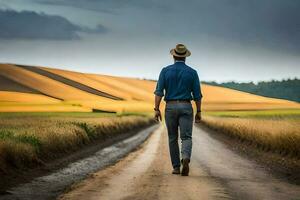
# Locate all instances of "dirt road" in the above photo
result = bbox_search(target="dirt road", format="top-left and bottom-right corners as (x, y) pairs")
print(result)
(0, 125), (158, 200)
(59, 125), (300, 200)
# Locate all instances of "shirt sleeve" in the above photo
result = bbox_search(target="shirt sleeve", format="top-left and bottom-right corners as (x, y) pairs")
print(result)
(192, 71), (202, 101)
(154, 69), (165, 97)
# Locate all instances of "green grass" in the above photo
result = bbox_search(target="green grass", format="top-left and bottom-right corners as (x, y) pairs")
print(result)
(205, 109), (300, 119)
(0, 130), (41, 151)
(117, 111), (153, 117)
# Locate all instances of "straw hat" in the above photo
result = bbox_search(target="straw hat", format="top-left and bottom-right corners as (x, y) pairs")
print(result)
(170, 44), (191, 57)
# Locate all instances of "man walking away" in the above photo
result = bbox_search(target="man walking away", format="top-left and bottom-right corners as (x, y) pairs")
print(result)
(154, 44), (202, 176)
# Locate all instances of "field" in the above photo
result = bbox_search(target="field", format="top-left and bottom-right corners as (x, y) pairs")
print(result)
(203, 110), (300, 158)
(1, 64), (300, 113)
(1, 63), (300, 171)
(205, 109), (300, 119)
(0, 113), (154, 173)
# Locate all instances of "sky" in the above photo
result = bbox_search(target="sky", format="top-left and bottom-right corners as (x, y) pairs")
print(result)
(0, 0), (299, 82)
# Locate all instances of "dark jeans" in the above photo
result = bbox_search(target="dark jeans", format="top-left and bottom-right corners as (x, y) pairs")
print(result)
(165, 103), (193, 169)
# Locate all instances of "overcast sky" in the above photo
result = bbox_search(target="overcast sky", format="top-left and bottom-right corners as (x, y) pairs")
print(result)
(0, 0), (299, 82)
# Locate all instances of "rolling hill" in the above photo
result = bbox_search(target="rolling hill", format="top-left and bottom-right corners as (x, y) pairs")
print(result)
(0, 63), (299, 113)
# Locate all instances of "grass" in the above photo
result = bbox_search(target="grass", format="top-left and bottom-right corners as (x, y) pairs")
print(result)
(0, 131), (41, 150)
(205, 109), (300, 119)
(202, 110), (300, 158)
(0, 113), (155, 173)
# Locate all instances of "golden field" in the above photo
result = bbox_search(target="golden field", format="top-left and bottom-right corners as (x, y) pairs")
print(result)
(0, 114), (154, 172)
(0, 63), (299, 113)
(202, 115), (300, 158)
(0, 63), (300, 172)
(0, 64), (110, 101)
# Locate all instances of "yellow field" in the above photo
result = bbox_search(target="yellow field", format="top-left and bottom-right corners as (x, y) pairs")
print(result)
(0, 64), (111, 102)
(0, 103), (91, 112)
(0, 63), (299, 172)
(202, 116), (300, 157)
(0, 63), (299, 113)
(41, 67), (131, 100)
(86, 73), (155, 102)
(0, 91), (59, 103)
(0, 115), (154, 172)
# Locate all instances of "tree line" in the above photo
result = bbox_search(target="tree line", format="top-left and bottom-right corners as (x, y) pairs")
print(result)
(203, 78), (300, 103)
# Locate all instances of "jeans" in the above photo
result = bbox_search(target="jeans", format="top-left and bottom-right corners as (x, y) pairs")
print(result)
(165, 102), (193, 169)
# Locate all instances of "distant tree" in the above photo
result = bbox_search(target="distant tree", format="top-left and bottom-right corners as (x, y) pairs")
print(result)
(203, 78), (300, 102)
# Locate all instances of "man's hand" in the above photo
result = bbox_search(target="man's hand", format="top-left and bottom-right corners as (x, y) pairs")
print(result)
(195, 112), (202, 123)
(154, 110), (162, 122)
(154, 95), (163, 122)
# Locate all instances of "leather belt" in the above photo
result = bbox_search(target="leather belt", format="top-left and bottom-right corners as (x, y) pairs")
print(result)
(166, 100), (191, 104)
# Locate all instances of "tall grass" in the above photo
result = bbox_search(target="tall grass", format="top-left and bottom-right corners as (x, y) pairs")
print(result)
(0, 115), (154, 173)
(205, 109), (300, 119)
(202, 116), (300, 158)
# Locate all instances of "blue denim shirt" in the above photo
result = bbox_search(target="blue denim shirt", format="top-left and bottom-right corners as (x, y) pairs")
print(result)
(154, 61), (202, 101)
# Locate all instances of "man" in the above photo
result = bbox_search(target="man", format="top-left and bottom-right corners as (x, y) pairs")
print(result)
(154, 44), (202, 176)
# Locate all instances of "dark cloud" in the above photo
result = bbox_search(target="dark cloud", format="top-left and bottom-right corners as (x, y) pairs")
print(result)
(35, 0), (115, 14)
(0, 9), (107, 40)
(81, 24), (108, 34)
(34, 0), (300, 53)
(0, 2), (10, 9)
(190, 0), (300, 52)
(34, 0), (169, 13)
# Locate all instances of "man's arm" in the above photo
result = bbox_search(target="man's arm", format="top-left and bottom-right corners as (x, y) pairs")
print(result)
(153, 69), (165, 121)
(195, 99), (202, 113)
(192, 71), (203, 123)
(154, 95), (163, 121)
(194, 99), (202, 123)
(155, 95), (163, 111)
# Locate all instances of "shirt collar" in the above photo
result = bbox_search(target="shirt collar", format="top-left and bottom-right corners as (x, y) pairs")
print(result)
(175, 60), (185, 63)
